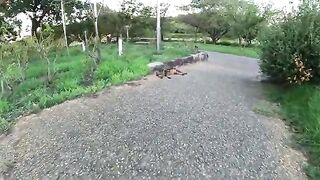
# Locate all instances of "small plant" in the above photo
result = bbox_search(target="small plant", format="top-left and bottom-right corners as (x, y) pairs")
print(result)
(85, 36), (102, 72)
(35, 34), (64, 85)
(0, 118), (10, 134)
(14, 38), (36, 81)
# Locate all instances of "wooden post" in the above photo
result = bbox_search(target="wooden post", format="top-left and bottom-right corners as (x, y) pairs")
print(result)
(125, 25), (130, 43)
(61, 0), (69, 55)
(94, 2), (99, 39)
(156, 0), (161, 53)
(118, 35), (123, 56)
(84, 30), (88, 51)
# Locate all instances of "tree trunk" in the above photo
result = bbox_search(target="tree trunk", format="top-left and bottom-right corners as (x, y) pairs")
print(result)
(210, 36), (218, 44)
(194, 27), (198, 42)
(238, 37), (242, 46)
(31, 18), (40, 36)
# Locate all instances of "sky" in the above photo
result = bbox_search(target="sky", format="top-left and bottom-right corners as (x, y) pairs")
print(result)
(18, 0), (299, 37)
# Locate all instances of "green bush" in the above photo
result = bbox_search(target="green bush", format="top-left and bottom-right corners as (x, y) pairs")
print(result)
(259, 2), (320, 83)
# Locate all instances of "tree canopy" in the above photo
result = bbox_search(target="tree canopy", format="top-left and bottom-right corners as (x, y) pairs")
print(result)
(6, 0), (88, 35)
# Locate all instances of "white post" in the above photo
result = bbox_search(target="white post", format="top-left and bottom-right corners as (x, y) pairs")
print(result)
(156, 0), (161, 52)
(83, 30), (88, 52)
(61, 0), (69, 55)
(118, 35), (123, 56)
(94, 2), (99, 39)
(84, 30), (88, 46)
(82, 42), (86, 52)
(125, 25), (130, 43)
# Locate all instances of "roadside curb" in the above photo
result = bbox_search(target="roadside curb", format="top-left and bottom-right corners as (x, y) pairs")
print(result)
(148, 52), (209, 72)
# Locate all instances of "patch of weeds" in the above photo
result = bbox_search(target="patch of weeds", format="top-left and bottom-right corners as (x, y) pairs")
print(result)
(0, 100), (10, 114)
(0, 118), (10, 134)
(111, 73), (123, 85)
(12, 78), (45, 98)
(265, 84), (320, 179)
(26, 62), (47, 79)
(253, 100), (280, 117)
(95, 60), (128, 81)
(55, 78), (80, 92)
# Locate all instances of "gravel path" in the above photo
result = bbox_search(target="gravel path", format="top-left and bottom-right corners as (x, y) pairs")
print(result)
(0, 52), (307, 179)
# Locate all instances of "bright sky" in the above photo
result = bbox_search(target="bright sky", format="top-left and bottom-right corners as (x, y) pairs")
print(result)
(18, 0), (299, 37)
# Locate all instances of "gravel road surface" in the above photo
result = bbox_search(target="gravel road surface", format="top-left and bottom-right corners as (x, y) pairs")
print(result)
(0, 52), (307, 179)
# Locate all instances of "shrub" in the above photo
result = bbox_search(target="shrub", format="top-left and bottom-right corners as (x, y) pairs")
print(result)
(259, 1), (320, 83)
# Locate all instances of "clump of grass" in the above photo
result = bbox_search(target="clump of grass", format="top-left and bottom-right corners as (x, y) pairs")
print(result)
(0, 100), (10, 114)
(0, 118), (10, 134)
(266, 84), (320, 179)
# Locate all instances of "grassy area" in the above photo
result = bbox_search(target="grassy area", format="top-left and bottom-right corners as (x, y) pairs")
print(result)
(0, 42), (192, 134)
(265, 84), (320, 179)
(196, 43), (260, 58)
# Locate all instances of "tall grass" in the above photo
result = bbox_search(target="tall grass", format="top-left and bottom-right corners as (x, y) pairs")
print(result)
(266, 85), (320, 179)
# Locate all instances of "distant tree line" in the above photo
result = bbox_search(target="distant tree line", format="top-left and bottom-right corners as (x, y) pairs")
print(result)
(0, 0), (273, 45)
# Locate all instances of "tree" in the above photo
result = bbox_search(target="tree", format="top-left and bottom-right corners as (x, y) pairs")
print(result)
(7, 0), (88, 35)
(0, 1), (17, 42)
(180, 12), (229, 43)
(230, 1), (272, 46)
(181, 0), (236, 43)
(159, 3), (170, 40)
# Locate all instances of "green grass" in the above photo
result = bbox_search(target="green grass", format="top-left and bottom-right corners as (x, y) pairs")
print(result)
(196, 43), (260, 58)
(0, 42), (193, 134)
(265, 84), (320, 179)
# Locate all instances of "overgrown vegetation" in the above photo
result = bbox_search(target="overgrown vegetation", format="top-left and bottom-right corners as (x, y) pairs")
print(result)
(264, 85), (320, 179)
(259, 0), (320, 178)
(0, 39), (192, 134)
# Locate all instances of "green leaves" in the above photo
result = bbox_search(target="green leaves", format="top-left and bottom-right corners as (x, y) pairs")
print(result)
(6, 0), (88, 35)
(259, 0), (320, 83)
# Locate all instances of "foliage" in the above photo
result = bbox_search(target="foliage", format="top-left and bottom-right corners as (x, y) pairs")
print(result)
(180, 0), (239, 43)
(265, 84), (320, 179)
(259, 0), (320, 83)
(180, 12), (229, 44)
(180, 0), (272, 44)
(6, 0), (88, 35)
(0, 2), (18, 42)
(35, 33), (64, 85)
(230, 1), (271, 45)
